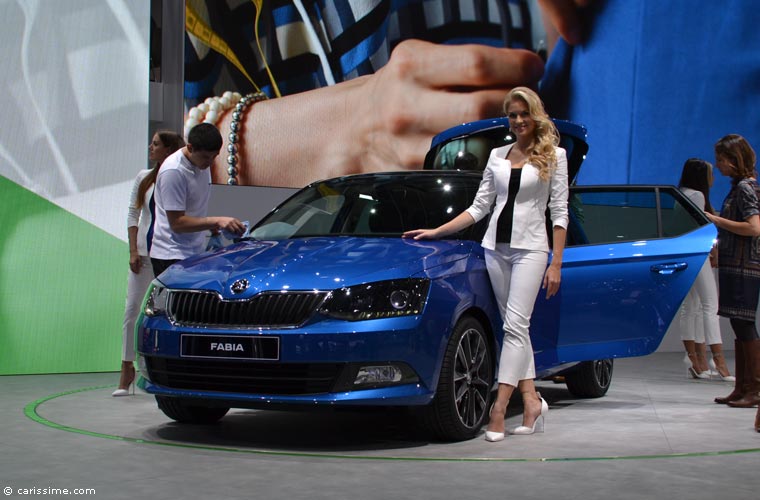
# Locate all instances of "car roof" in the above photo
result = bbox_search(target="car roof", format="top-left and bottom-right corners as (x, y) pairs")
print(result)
(312, 169), (485, 186)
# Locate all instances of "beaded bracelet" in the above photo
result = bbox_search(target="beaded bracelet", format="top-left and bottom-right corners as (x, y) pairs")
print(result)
(183, 91), (243, 138)
(226, 92), (268, 185)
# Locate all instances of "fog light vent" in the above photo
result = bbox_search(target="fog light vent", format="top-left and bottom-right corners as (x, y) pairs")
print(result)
(354, 365), (403, 385)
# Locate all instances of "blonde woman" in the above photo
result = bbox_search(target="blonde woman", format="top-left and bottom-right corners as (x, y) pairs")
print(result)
(403, 87), (568, 442)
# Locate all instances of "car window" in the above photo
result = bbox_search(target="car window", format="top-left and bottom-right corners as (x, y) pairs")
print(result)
(250, 191), (345, 240)
(566, 187), (707, 247)
(429, 128), (511, 170)
(423, 119), (588, 184)
(428, 128), (583, 171)
(250, 173), (486, 241)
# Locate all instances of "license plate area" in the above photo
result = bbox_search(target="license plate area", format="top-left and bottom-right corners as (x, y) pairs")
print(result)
(180, 335), (279, 360)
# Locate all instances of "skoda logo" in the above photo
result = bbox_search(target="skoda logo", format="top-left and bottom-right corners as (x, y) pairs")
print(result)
(230, 278), (249, 294)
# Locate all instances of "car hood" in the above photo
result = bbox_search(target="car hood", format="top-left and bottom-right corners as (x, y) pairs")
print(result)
(157, 237), (475, 297)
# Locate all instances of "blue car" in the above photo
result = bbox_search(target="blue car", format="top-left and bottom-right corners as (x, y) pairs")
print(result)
(136, 120), (715, 441)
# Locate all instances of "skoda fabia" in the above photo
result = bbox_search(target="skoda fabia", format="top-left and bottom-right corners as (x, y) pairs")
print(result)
(136, 120), (716, 441)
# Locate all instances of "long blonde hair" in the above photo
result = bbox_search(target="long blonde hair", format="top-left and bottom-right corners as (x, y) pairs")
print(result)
(502, 87), (559, 181)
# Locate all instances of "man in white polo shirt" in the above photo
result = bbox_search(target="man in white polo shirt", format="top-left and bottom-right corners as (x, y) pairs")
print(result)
(150, 123), (245, 276)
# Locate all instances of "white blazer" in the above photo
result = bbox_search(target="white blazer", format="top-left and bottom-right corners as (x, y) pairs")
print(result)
(127, 169), (155, 257)
(465, 144), (569, 252)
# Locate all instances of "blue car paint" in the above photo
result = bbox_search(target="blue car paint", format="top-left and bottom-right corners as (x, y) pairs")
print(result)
(139, 237), (503, 406)
(160, 237), (473, 294)
(137, 119), (717, 416)
(532, 222), (716, 367)
(139, 221), (714, 406)
(141, 376), (437, 406)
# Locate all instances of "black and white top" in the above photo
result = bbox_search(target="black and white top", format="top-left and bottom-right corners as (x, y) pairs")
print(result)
(496, 167), (523, 243)
(466, 144), (568, 252)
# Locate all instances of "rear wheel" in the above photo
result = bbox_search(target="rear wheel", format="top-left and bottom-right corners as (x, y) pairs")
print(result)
(155, 396), (230, 424)
(422, 316), (494, 441)
(565, 359), (613, 398)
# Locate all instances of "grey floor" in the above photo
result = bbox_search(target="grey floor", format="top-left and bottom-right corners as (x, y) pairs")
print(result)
(2, 352), (758, 500)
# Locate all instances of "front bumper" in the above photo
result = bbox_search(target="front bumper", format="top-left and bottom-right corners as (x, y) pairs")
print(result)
(137, 314), (449, 407)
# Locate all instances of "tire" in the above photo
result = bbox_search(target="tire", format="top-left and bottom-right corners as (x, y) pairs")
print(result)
(421, 316), (494, 441)
(155, 396), (230, 424)
(565, 359), (613, 398)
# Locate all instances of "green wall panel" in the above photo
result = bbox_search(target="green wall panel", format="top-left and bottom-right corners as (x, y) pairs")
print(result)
(0, 176), (126, 375)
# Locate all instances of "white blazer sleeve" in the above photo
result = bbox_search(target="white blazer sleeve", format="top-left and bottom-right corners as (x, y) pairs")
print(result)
(548, 147), (569, 229)
(126, 172), (143, 229)
(465, 162), (497, 223)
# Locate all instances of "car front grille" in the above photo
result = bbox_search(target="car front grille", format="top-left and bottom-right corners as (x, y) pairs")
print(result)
(167, 290), (328, 327)
(146, 356), (343, 395)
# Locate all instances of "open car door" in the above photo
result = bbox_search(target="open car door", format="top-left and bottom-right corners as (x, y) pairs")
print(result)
(529, 186), (716, 369)
(425, 118), (716, 372)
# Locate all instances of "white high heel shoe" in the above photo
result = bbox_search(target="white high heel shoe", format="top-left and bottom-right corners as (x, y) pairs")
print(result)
(684, 354), (710, 379)
(485, 430), (505, 442)
(708, 358), (736, 382)
(484, 403), (506, 442)
(111, 383), (134, 397)
(509, 393), (548, 435)
(112, 366), (136, 397)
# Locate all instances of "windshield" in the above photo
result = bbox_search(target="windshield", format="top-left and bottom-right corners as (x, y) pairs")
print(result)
(249, 173), (484, 241)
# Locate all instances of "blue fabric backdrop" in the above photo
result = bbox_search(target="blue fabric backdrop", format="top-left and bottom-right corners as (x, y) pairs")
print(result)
(541, 0), (760, 209)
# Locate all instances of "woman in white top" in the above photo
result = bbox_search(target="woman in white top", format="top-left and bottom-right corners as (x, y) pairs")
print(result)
(113, 131), (185, 396)
(404, 87), (568, 442)
(678, 158), (734, 381)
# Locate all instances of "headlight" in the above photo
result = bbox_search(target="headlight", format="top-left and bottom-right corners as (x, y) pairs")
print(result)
(319, 278), (430, 321)
(143, 281), (169, 317)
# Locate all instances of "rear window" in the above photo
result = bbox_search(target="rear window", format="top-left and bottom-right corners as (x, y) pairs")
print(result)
(566, 187), (707, 247)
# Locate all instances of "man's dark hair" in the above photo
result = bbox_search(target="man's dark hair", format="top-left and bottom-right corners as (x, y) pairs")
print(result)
(187, 122), (223, 152)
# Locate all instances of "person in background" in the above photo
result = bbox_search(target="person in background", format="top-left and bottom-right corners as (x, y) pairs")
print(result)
(403, 87), (568, 442)
(113, 131), (185, 397)
(677, 158), (734, 382)
(149, 123), (246, 277)
(704, 135), (760, 420)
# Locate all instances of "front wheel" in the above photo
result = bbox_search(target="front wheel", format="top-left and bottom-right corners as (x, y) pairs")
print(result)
(421, 316), (494, 441)
(155, 396), (230, 424)
(565, 359), (614, 398)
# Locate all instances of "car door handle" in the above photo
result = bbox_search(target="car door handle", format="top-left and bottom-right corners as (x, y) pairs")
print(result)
(650, 262), (688, 275)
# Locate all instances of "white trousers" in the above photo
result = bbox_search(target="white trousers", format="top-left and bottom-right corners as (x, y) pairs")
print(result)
(485, 244), (548, 386)
(122, 255), (154, 361)
(679, 258), (722, 345)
